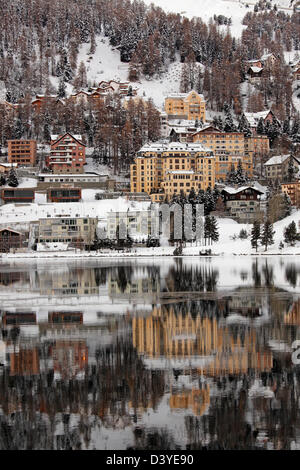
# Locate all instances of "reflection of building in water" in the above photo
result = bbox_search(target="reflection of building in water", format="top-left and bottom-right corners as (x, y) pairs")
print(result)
(228, 295), (264, 317)
(108, 270), (160, 298)
(132, 306), (273, 375)
(1, 311), (36, 327)
(10, 348), (40, 376)
(50, 340), (88, 380)
(170, 385), (210, 417)
(38, 268), (99, 296)
(48, 312), (83, 324)
(0, 271), (28, 286)
(284, 299), (300, 325)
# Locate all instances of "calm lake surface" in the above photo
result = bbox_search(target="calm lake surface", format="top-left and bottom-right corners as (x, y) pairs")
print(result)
(1, 256), (300, 450)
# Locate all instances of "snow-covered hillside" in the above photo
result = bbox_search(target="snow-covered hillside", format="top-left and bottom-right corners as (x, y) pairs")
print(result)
(143, 0), (294, 38)
(73, 36), (188, 108)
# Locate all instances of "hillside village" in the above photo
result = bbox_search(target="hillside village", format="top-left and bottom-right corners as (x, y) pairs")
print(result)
(1, 0), (300, 257)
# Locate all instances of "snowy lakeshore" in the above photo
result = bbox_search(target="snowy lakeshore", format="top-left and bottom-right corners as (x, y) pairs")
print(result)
(2, 208), (300, 260)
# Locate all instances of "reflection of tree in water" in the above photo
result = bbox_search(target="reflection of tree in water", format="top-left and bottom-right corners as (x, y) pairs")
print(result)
(128, 427), (177, 450)
(183, 367), (300, 450)
(164, 300), (226, 320)
(251, 260), (274, 288)
(94, 267), (109, 286)
(115, 266), (133, 293)
(166, 265), (219, 292)
(285, 264), (298, 288)
(262, 260), (274, 287)
(95, 340), (165, 416)
(0, 339), (165, 449)
(252, 261), (262, 287)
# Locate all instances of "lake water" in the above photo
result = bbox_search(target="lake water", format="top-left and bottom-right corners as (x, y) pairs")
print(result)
(1, 256), (300, 450)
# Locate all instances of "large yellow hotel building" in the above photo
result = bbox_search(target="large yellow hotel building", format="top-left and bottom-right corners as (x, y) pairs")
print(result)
(164, 90), (206, 122)
(130, 142), (215, 201)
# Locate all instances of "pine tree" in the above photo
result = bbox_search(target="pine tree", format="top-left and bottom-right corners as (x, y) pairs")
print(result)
(251, 220), (261, 252)
(235, 160), (248, 185)
(226, 164), (236, 185)
(283, 118), (290, 135)
(0, 174), (6, 186)
(204, 215), (219, 245)
(204, 216), (211, 246)
(223, 102), (237, 132)
(256, 118), (265, 135)
(284, 221), (298, 246)
(7, 168), (18, 187)
(57, 78), (66, 98)
(73, 61), (87, 90)
(204, 186), (215, 215)
(14, 116), (25, 139)
(238, 114), (252, 137)
(288, 156), (297, 182)
(209, 216), (219, 243)
(261, 220), (275, 251)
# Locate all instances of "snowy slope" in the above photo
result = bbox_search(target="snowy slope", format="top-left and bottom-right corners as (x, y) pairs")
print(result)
(143, 0), (294, 38)
(77, 37), (186, 108)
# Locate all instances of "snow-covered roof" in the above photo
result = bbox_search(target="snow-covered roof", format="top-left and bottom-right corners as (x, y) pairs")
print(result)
(137, 141), (213, 154)
(38, 172), (104, 178)
(51, 134), (83, 142)
(166, 90), (205, 100)
(166, 170), (195, 175)
(222, 186), (264, 195)
(249, 66), (263, 73)
(261, 53), (275, 61)
(264, 154), (290, 166)
(244, 110), (271, 127)
(0, 227), (22, 235)
(247, 59), (261, 64)
(169, 127), (195, 134)
(168, 119), (199, 127)
(0, 162), (18, 168)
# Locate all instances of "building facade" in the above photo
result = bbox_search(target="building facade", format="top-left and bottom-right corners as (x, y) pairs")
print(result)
(130, 142), (215, 198)
(107, 210), (153, 240)
(192, 127), (254, 180)
(8, 140), (37, 166)
(164, 90), (206, 122)
(264, 154), (300, 181)
(1, 188), (35, 204)
(281, 181), (300, 207)
(0, 228), (25, 253)
(47, 133), (86, 173)
(222, 186), (264, 222)
(36, 217), (97, 249)
(243, 110), (277, 134)
(47, 187), (81, 203)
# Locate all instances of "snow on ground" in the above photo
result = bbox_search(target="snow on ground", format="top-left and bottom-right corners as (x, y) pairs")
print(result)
(143, 0), (248, 37)
(3, 208), (300, 259)
(84, 157), (130, 182)
(61, 1), (295, 109)
(0, 197), (151, 225)
(77, 37), (185, 108)
(2, 177), (37, 189)
(143, 0), (294, 38)
(81, 188), (103, 201)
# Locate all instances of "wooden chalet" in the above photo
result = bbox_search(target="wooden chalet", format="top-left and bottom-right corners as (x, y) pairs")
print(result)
(222, 186), (263, 202)
(0, 228), (24, 253)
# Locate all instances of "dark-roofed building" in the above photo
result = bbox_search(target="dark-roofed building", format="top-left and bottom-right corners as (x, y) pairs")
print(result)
(222, 186), (264, 222)
(0, 227), (25, 252)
